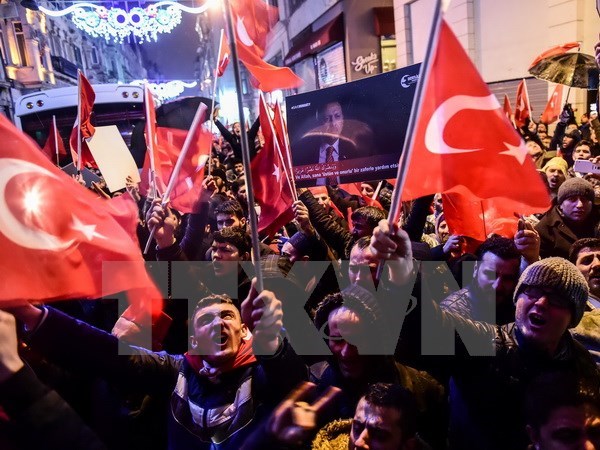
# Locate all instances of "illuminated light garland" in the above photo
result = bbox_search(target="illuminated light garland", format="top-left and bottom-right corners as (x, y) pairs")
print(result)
(131, 80), (198, 101)
(39, 1), (213, 44)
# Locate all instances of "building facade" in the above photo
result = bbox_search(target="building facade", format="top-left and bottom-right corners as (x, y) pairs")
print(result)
(394, 0), (600, 119)
(0, 0), (148, 119)
(267, 0), (395, 96)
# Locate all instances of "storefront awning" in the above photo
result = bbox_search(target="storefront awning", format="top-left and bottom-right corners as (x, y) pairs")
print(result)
(373, 7), (395, 36)
(284, 15), (344, 66)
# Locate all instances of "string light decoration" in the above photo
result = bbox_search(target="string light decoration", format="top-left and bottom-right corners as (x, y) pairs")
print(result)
(39, 1), (213, 44)
(131, 80), (198, 101)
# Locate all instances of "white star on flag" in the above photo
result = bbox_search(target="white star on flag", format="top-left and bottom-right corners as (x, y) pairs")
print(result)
(71, 215), (106, 241)
(500, 141), (528, 164)
(272, 164), (280, 181)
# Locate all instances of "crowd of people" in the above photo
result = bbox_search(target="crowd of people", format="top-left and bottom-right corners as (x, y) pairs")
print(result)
(3, 95), (600, 450)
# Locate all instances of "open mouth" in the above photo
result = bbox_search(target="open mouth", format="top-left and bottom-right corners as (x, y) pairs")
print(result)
(211, 333), (228, 346)
(529, 312), (547, 327)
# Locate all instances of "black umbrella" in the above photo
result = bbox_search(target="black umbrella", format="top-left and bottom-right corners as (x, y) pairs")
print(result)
(528, 51), (599, 89)
(156, 96), (216, 129)
(130, 96), (217, 165)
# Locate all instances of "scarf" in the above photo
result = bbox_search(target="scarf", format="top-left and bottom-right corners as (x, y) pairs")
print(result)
(184, 337), (257, 383)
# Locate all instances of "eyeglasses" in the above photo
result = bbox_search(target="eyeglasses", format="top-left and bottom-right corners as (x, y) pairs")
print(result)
(521, 286), (570, 308)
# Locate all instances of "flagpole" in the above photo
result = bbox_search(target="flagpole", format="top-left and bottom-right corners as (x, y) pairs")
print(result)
(376, 0), (444, 280)
(144, 84), (158, 200)
(223, 0), (264, 292)
(143, 103), (209, 254)
(52, 115), (59, 167)
(76, 70), (82, 174)
(208, 29), (226, 178)
(276, 102), (298, 201)
(372, 180), (383, 202)
(260, 92), (298, 202)
(523, 78), (533, 123)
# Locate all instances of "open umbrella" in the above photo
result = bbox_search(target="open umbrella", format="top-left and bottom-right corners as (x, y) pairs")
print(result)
(529, 51), (599, 89)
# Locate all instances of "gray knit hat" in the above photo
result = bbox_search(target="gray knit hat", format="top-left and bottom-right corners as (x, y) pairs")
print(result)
(557, 177), (595, 205)
(514, 257), (588, 327)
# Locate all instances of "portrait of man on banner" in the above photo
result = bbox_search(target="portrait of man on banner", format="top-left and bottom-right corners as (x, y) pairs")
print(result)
(287, 66), (419, 187)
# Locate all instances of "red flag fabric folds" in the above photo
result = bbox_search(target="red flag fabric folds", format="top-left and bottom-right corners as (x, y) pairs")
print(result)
(540, 84), (563, 124)
(41, 120), (67, 162)
(230, 0), (303, 91)
(502, 94), (513, 122)
(141, 122), (211, 214)
(252, 96), (294, 236)
(528, 42), (580, 70)
(69, 72), (97, 168)
(217, 31), (231, 77)
(514, 79), (531, 128)
(401, 20), (550, 220)
(0, 113), (161, 309)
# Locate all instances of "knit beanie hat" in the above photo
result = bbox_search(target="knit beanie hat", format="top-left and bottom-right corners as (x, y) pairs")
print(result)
(288, 232), (312, 257)
(514, 257), (588, 327)
(557, 177), (595, 205)
(542, 157), (568, 179)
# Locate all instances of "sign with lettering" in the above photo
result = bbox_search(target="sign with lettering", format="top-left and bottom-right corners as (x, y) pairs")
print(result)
(351, 52), (379, 75)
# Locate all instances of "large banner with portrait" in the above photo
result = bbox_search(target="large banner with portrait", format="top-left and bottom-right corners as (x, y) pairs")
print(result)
(286, 64), (420, 187)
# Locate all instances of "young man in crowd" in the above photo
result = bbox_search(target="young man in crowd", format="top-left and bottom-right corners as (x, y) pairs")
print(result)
(5, 285), (306, 450)
(369, 220), (600, 449)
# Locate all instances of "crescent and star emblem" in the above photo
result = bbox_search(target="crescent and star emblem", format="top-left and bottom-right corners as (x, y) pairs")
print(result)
(425, 94), (528, 164)
(0, 158), (105, 251)
(236, 17), (255, 47)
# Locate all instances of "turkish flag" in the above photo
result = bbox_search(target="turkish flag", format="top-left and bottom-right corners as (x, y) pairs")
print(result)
(338, 182), (384, 209)
(272, 102), (294, 176)
(41, 119), (67, 163)
(401, 20), (550, 216)
(141, 117), (211, 214)
(230, 0), (303, 91)
(529, 42), (580, 70)
(503, 94), (513, 122)
(442, 188), (533, 242)
(140, 85), (165, 198)
(514, 79), (531, 128)
(252, 95), (294, 236)
(0, 113), (162, 315)
(540, 84), (563, 124)
(217, 30), (231, 77)
(69, 72), (97, 169)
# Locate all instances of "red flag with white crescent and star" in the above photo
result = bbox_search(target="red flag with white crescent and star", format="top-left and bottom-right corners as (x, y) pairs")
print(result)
(0, 113), (162, 315)
(252, 95), (294, 236)
(401, 19), (550, 219)
(540, 84), (563, 124)
(514, 79), (531, 128)
(229, 0), (303, 91)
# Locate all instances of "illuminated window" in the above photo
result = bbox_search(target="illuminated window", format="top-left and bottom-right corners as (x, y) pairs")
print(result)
(0, 28), (7, 65)
(13, 22), (28, 66)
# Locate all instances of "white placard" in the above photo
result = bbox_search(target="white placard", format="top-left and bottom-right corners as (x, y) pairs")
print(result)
(86, 125), (141, 193)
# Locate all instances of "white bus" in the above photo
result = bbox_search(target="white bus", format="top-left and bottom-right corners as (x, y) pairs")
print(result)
(14, 84), (146, 165)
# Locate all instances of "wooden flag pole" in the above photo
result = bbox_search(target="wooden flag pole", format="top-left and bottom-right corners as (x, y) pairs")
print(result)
(223, 0), (263, 292)
(208, 29), (226, 177)
(143, 103), (209, 254)
(76, 70), (82, 174)
(260, 92), (298, 202)
(52, 115), (59, 167)
(275, 102), (298, 201)
(144, 84), (158, 200)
